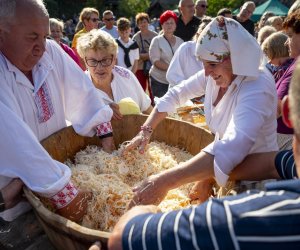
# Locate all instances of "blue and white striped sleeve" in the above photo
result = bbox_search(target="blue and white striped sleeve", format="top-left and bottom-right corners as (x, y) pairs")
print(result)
(275, 150), (298, 180)
(122, 199), (236, 250)
(122, 183), (300, 250)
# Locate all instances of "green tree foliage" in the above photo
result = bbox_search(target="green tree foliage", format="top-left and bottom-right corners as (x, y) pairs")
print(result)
(118, 0), (151, 18)
(85, 0), (105, 11)
(206, 0), (244, 17)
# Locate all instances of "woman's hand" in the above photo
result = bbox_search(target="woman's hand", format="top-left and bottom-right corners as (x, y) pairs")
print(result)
(128, 174), (169, 208)
(109, 103), (123, 120)
(102, 136), (116, 153)
(57, 190), (92, 223)
(122, 130), (152, 155)
(188, 178), (215, 204)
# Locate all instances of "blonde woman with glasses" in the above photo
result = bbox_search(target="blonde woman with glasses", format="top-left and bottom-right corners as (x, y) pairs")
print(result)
(77, 30), (152, 120)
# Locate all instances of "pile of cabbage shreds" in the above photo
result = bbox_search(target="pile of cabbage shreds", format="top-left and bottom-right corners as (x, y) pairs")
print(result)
(68, 141), (193, 232)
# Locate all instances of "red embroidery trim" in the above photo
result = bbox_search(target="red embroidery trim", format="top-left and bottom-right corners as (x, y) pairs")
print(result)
(50, 182), (79, 209)
(96, 121), (113, 136)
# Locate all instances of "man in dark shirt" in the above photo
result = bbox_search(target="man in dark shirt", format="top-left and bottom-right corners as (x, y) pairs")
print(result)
(174, 0), (201, 42)
(233, 1), (256, 36)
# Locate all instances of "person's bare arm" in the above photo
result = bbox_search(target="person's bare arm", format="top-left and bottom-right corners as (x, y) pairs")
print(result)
(154, 60), (169, 71)
(128, 151), (215, 207)
(142, 105), (153, 115)
(229, 151), (279, 181)
(131, 60), (139, 74)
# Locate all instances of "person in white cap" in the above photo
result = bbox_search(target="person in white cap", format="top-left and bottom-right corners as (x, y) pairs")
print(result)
(123, 16), (278, 205)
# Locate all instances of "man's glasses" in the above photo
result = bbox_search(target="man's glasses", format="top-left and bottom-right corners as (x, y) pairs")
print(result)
(104, 18), (114, 21)
(85, 56), (114, 67)
(90, 18), (100, 23)
(200, 4), (208, 8)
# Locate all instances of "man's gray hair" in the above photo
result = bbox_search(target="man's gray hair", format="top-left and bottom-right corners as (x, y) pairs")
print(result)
(243, 1), (256, 8)
(0, 0), (48, 24)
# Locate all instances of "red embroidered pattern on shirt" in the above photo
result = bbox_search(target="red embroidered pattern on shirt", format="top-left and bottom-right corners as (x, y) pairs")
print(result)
(34, 82), (54, 123)
(96, 121), (113, 136)
(114, 66), (130, 79)
(50, 182), (79, 209)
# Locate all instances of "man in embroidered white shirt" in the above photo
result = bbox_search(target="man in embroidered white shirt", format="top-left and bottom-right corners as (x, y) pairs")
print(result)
(0, 0), (114, 225)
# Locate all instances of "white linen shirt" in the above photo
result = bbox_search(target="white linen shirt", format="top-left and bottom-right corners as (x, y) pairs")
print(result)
(157, 69), (278, 186)
(86, 66), (151, 112)
(149, 35), (184, 84)
(116, 38), (140, 71)
(166, 41), (204, 88)
(0, 101), (71, 221)
(0, 40), (113, 141)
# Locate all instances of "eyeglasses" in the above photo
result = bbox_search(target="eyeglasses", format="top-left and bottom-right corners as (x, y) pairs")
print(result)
(104, 18), (114, 21)
(85, 56), (114, 67)
(200, 4), (208, 8)
(90, 18), (100, 23)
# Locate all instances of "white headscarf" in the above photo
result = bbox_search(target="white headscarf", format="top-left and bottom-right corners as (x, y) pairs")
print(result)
(196, 17), (263, 79)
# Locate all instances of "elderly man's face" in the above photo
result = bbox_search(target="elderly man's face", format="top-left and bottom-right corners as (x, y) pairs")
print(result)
(240, 4), (255, 20)
(103, 14), (115, 29)
(0, 6), (49, 74)
(180, 0), (195, 19)
(195, 1), (208, 17)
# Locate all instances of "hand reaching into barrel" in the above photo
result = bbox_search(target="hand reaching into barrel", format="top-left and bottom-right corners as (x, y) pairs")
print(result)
(128, 174), (170, 208)
(56, 189), (92, 223)
(102, 136), (116, 153)
(122, 125), (153, 155)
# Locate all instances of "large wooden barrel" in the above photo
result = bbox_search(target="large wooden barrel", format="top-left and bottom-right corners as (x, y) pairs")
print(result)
(24, 114), (213, 250)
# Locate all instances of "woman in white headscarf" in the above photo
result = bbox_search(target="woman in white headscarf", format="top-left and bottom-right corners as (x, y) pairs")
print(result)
(123, 16), (278, 206)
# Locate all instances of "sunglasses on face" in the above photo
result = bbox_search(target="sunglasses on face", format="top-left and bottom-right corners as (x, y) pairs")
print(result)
(90, 18), (100, 23)
(105, 18), (114, 21)
(200, 4), (208, 8)
(85, 56), (114, 67)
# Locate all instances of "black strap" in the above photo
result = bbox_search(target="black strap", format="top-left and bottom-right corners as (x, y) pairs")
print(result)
(139, 33), (145, 51)
(0, 191), (5, 212)
(163, 35), (174, 55)
(116, 39), (139, 68)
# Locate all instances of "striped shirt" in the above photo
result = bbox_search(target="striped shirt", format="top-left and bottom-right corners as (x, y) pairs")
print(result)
(122, 179), (300, 249)
(275, 150), (298, 180)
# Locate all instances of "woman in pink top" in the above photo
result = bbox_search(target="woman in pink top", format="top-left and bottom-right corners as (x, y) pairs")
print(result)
(49, 18), (81, 67)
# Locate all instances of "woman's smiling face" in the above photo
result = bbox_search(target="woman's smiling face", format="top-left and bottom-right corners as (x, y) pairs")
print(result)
(202, 58), (234, 88)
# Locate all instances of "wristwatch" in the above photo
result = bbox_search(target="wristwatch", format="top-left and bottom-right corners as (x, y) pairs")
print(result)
(0, 191), (5, 212)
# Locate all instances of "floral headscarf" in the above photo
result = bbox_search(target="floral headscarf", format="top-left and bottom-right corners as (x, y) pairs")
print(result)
(196, 16), (263, 78)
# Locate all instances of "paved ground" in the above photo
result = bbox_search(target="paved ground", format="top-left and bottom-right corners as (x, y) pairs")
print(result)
(0, 211), (55, 250)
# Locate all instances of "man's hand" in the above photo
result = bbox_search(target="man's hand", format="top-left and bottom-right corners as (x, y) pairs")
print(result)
(110, 103), (123, 120)
(1, 178), (24, 210)
(57, 190), (92, 223)
(108, 205), (160, 250)
(102, 136), (116, 153)
(128, 174), (169, 209)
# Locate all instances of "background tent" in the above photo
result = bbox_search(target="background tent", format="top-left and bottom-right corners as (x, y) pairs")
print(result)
(251, 0), (289, 21)
(233, 0), (289, 22)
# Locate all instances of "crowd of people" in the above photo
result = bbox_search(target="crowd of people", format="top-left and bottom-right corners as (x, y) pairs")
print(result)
(1, 0), (300, 249)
